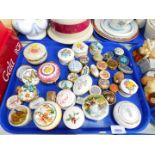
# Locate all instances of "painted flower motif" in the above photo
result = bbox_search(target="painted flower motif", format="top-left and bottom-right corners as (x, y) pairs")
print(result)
(66, 112), (79, 124)
(124, 80), (136, 91)
(44, 67), (53, 73)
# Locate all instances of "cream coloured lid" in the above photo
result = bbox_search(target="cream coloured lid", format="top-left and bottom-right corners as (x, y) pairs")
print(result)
(51, 19), (87, 25)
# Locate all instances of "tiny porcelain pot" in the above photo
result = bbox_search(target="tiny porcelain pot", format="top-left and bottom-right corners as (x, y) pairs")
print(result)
(12, 19), (48, 40)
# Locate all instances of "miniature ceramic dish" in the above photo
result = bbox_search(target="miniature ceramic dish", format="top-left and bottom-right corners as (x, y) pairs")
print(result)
(96, 61), (108, 70)
(113, 101), (141, 129)
(23, 43), (47, 65)
(117, 55), (130, 66)
(67, 73), (79, 82)
(93, 53), (103, 62)
(58, 48), (74, 65)
(79, 56), (89, 65)
(63, 106), (85, 129)
(102, 52), (114, 61)
(90, 64), (99, 78)
(8, 105), (32, 127)
(6, 95), (22, 110)
(33, 101), (62, 130)
(103, 90), (116, 105)
(99, 70), (110, 80)
(72, 42), (88, 58)
(118, 64), (133, 74)
(98, 79), (110, 90)
(113, 71), (124, 84)
(29, 97), (45, 110)
(114, 47), (124, 56)
(38, 62), (60, 84)
(89, 41), (103, 55)
(68, 60), (82, 73)
(89, 85), (102, 95)
(107, 59), (118, 70)
(46, 91), (56, 102)
(73, 75), (93, 96)
(16, 65), (32, 81)
(56, 89), (76, 110)
(17, 85), (38, 102)
(119, 79), (139, 98)
(58, 80), (73, 89)
(81, 65), (90, 75)
(82, 94), (109, 121)
(21, 68), (40, 86)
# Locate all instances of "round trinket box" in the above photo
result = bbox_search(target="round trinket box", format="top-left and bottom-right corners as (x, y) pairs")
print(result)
(33, 101), (62, 130)
(29, 97), (45, 110)
(89, 85), (102, 95)
(68, 60), (82, 73)
(58, 48), (74, 65)
(16, 65), (32, 81)
(113, 101), (141, 129)
(99, 70), (110, 80)
(114, 47), (124, 56)
(118, 64), (133, 74)
(21, 69), (40, 86)
(63, 106), (85, 129)
(90, 64), (99, 78)
(107, 59), (118, 70)
(82, 94), (109, 121)
(103, 90), (116, 105)
(98, 79), (110, 90)
(93, 53), (103, 62)
(38, 62), (60, 84)
(102, 52), (114, 61)
(109, 83), (119, 93)
(56, 89), (76, 110)
(79, 55), (89, 65)
(113, 71), (124, 84)
(81, 65), (90, 75)
(6, 95), (22, 110)
(117, 55), (129, 66)
(73, 75), (93, 96)
(89, 41), (103, 55)
(67, 73), (79, 82)
(8, 105), (31, 127)
(23, 43), (47, 65)
(96, 61), (108, 70)
(58, 80), (73, 89)
(46, 91), (57, 102)
(119, 79), (139, 97)
(72, 42), (88, 58)
(17, 85), (38, 102)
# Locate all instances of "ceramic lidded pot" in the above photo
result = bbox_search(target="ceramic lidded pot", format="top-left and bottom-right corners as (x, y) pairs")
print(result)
(48, 19), (93, 44)
(12, 19), (48, 40)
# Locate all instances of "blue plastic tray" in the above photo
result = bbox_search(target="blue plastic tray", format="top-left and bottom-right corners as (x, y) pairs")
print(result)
(0, 38), (150, 134)
(93, 31), (145, 46)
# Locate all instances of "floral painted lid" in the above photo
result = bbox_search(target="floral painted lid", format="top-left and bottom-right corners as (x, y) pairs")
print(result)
(120, 79), (138, 95)
(73, 75), (92, 96)
(33, 101), (62, 130)
(58, 48), (74, 61)
(63, 106), (85, 129)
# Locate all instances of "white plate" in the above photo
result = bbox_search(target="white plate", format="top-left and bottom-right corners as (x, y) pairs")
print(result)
(93, 19), (139, 42)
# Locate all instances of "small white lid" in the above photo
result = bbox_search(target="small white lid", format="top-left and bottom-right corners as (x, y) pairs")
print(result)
(24, 43), (47, 61)
(56, 89), (76, 109)
(58, 48), (74, 62)
(73, 75), (93, 96)
(113, 101), (141, 129)
(120, 79), (138, 95)
(63, 106), (85, 129)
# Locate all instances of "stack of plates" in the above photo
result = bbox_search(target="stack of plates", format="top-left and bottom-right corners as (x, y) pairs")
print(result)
(93, 19), (139, 42)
